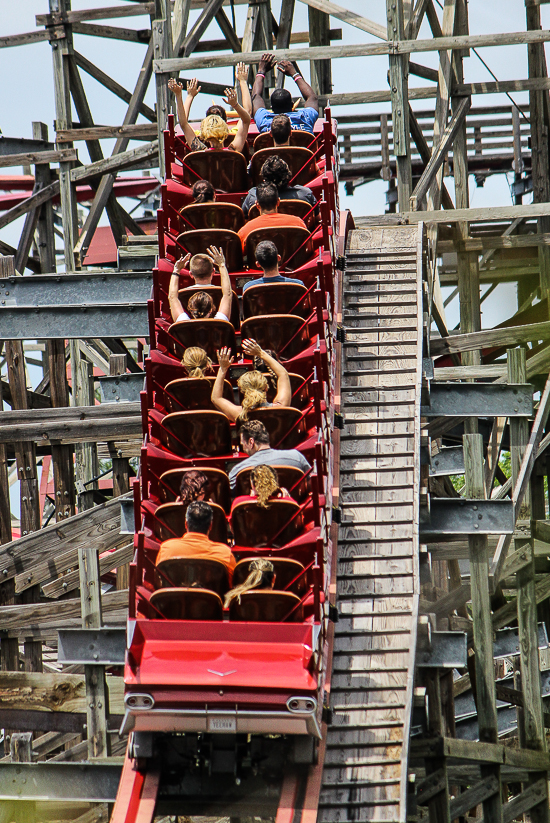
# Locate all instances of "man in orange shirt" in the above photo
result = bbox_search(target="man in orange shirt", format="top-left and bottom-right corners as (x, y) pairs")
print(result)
(237, 182), (307, 253)
(156, 501), (236, 583)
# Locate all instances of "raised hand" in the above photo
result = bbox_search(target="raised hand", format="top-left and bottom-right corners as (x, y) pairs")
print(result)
(217, 347), (234, 371)
(168, 77), (184, 95)
(174, 253), (191, 273)
(206, 246), (226, 269)
(236, 62), (249, 82)
(222, 87), (238, 109)
(187, 78), (201, 98)
(258, 53), (276, 74)
(242, 338), (262, 359)
(277, 59), (298, 77)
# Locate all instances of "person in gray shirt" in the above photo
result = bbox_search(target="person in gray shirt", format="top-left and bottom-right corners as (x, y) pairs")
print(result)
(228, 419), (311, 490)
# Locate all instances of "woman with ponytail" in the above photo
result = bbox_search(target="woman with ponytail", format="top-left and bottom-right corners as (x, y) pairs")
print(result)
(211, 338), (291, 423)
(181, 347), (213, 379)
(169, 246), (232, 324)
(224, 558), (275, 609)
(192, 180), (215, 203)
(178, 470), (212, 507)
(231, 465), (290, 512)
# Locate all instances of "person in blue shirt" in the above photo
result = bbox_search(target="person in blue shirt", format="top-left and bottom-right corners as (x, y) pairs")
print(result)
(242, 240), (304, 293)
(252, 54), (319, 134)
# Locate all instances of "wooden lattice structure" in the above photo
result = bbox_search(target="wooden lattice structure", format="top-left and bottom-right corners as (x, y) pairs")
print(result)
(3, 1), (550, 822)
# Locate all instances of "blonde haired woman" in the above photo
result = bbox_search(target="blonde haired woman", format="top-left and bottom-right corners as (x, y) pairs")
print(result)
(211, 338), (291, 422)
(168, 74), (251, 154)
(224, 558), (275, 608)
(181, 347), (212, 379)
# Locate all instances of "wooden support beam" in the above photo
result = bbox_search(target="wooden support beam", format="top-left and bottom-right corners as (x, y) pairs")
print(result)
(0, 149), (76, 168)
(387, 0), (412, 211)
(178, 0), (225, 57)
(156, 30), (550, 72)
(70, 21), (151, 43)
(0, 29), (65, 50)
(408, 106), (454, 210)
(56, 123), (157, 142)
(0, 670), (124, 715)
(410, 94), (470, 208)
(14, 182), (44, 275)
(153, 17), (172, 178)
(172, 0), (191, 54)
(42, 542), (133, 598)
(0, 180), (60, 233)
(74, 38), (154, 260)
(214, 7), (242, 53)
(296, 0), (387, 40)
(36, 3), (155, 25)
(431, 317), (550, 356)
(48, 338), (75, 522)
(32, 122), (57, 276)
(73, 51), (156, 122)
(308, 5), (332, 104)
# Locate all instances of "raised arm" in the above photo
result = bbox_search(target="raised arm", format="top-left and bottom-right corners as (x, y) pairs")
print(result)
(168, 254), (191, 323)
(236, 62), (252, 116)
(252, 53), (276, 115)
(212, 347), (242, 421)
(182, 77), (201, 119)
(206, 246), (232, 320)
(168, 78), (202, 148)
(277, 59), (318, 111)
(223, 87), (251, 153)
(242, 339), (291, 406)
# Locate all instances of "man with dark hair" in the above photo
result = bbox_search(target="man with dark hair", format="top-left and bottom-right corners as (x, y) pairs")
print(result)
(252, 55), (319, 134)
(271, 114), (292, 146)
(156, 500), (236, 581)
(237, 182), (307, 253)
(242, 240), (303, 293)
(229, 420), (311, 489)
(241, 155), (317, 218)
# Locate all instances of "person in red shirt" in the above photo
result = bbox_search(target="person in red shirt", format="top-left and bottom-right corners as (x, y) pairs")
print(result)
(156, 501), (236, 583)
(237, 182), (307, 253)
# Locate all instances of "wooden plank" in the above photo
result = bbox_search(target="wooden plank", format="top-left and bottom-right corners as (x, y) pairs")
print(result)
(36, 3), (155, 24)
(69, 140), (158, 183)
(502, 779), (549, 823)
(179, 0), (226, 57)
(155, 29), (550, 71)
(0, 670), (124, 715)
(0, 180), (60, 232)
(431, 318), (550, 355)
(73, 51), (156, 123)
(41, 542), (134, 598)
(448, 775), (499, 820)
(296, 0), (387, 40)
(438, 232), (550, 252)
(0, 417), (141, 446)
(0, 149), (77, 168)
(0, 29), (64, 49)
(56, 123), (157, 143)
(71, 21), (151, 44)
(0, 494), (131, 582)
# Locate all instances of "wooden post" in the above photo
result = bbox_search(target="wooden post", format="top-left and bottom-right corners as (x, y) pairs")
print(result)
(108, 354), (131, 591)
(153, 2), (173, 178)
(308, 6), (332, 110)
(508, 346), (549, 823)
(0, 377), (12, 545)
(10, 732), (35, 823)
(463, 433), (502, 823)
(31, 122), (56, 275)
(78, 546), (109, 758)
(526, 0), (550, 314)
(49, 0), (79, 271)
(73, 354), (99, 512)
(386, 0), (412, 211)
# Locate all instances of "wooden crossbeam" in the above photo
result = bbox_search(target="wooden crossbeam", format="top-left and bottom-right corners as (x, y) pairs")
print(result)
(73, 51), (156, 122)
(0, 180), (60, 233)
(36, 3), (155, 25)
(69, 140), (158, 183)
(431, 318), (550, 355)
(71, 22), (151, 44)
(411, 95), (470, 207)
(178, 0), (226, 57)
(0, 28), (64, 50)
(0, 670), (124, 714)
(296, 0), (387, 40)
(0, 149), (76, 168)
(448, 775), (499, 820)
(155, 29), (550, 71)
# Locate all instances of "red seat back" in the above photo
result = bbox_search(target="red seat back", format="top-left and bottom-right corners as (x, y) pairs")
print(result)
(245, 406), (306, 449)
(179, 202), (245, 232)
(168, 318), (236, 360)
(159, 466), (231, 512)
(253, 131), (316, 151)
(229, 590), (303, 622)
(164, 376), (233, 413)
(176, 229), (244, 272)
(240, 314), (309, 359)
(250, 147), (317, 186)
(242, 282), (309, 319)
(156, 558), (229, 596)
(233, 465), (309, 503)
(244, 226), (312, 269)
(232, 557), (307, 595)
(150, 501), (228, 544)
(179, 284), (240, 329)
(150, 587), (223, 620)
(155, 410), (232, 458)
(182, 150), (249, 192)
(231, 498), (302, 548)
